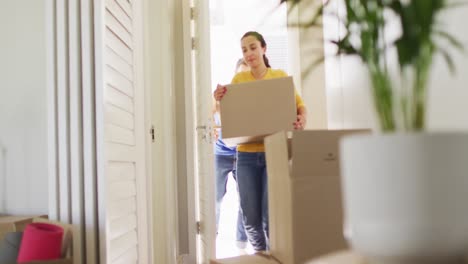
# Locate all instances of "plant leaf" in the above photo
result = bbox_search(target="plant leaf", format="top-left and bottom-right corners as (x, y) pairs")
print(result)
(435, 30), (465, 51)
(437, 46), (456, 74)
(331, 33), (359, 55)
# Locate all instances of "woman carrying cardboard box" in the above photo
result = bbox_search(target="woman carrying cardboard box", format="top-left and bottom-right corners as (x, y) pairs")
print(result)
(213, 31), (307, 252)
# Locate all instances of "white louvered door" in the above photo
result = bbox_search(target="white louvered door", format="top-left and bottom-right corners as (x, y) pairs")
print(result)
(47, 0), (149, 263)
(96, 0), (149, 263)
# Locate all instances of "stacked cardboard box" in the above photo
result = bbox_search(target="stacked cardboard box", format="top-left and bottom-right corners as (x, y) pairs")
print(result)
(265, 130), (367, 263)
(211, 130), (368, 264)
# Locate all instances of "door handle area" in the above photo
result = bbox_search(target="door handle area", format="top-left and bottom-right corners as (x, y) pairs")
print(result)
(195, 125), (213, 144)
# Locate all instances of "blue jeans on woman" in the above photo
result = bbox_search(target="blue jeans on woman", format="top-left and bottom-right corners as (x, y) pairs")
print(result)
(215, 154), (248, 243)
(236, 151), (269, 251)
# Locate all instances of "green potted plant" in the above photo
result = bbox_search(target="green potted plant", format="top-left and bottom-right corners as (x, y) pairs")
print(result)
(281, 0), (468, 263)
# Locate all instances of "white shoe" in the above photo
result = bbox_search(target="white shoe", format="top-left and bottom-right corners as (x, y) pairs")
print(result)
(236, 241), (247, 250)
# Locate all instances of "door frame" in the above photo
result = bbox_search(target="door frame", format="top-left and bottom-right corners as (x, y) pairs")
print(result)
(143, 0), (218, 262)
(180, 0), (198, 262)
(143, 0), (180, 263)
(181, 0), (217, 262)
(142, 1), (328, 262)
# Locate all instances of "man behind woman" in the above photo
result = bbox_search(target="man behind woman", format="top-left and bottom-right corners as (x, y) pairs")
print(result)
(214, 58), (250, 250)
(214, 31), (307, 252)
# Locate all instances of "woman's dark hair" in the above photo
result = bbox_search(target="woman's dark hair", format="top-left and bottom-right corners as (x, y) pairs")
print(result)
(241, 31), (271, 68)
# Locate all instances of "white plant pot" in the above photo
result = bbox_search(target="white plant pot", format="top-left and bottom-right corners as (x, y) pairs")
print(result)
(340, 133), (468, 264)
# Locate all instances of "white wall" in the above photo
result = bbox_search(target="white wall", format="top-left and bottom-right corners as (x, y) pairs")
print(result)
(324, 1), (468, 131)
(295, 0), (328, 129)
(427, 4), (468, 131)
(0, 0), (48, 215)
(323, 0), (381, 130)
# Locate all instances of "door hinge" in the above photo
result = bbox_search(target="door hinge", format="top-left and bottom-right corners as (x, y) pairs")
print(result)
(190, 7), (196, 20)
(191, 37), (196, 50)
(196, 221), (201, 234)
(150, 125), (155, 143)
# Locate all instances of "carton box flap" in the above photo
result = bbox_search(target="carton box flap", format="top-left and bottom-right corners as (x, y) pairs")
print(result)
(0, 216), (43, 242)
(264, 131), (294, 264)
(220, 76), (296, 144)
(0, 216), (40, 224)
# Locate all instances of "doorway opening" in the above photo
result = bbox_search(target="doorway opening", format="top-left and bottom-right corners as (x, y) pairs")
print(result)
(207, 0), (296, 259)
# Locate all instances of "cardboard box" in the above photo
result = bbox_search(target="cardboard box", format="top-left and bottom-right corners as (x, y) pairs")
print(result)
(264, 130), (368, 264)
(0, 216), (73, 264)
(220, 77), (296, 146)
(304, 250), (366, 264)
(0, 216), (45, 242)
(210, 253), (280, 264)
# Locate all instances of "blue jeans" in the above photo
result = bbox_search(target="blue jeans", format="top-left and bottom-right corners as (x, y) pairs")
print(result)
(215, 154), (248, 242)
(236, 152), (269, 251)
